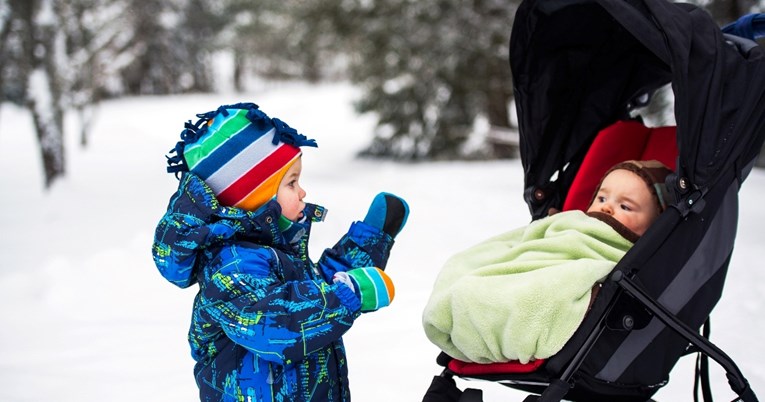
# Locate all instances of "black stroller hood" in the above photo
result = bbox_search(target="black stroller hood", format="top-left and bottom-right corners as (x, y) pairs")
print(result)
(511, 0), (765, 218)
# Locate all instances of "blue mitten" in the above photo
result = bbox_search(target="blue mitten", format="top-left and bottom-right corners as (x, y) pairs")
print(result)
(363, 192), (409, 239)
(333, 267), (395, 312)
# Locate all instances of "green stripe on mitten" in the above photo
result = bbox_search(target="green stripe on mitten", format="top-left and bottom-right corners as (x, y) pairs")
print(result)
(334, 267), (395, 312)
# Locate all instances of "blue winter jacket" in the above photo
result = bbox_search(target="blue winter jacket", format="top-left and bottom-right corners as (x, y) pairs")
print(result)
(152, 173), (395, 401)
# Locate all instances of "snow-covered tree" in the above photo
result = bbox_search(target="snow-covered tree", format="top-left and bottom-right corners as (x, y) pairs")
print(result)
(222, 0), (345, 88)
(56, 0), (128, 147)
(117, 0), (223, 95)
(328, 0), (519, 160)
(12, 0), (66, 188)
(1, 0), (227, 187)
(0, 0), (13, 107)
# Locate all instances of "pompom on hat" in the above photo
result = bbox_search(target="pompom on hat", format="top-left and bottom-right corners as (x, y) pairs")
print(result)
(166, 103), (317, 211)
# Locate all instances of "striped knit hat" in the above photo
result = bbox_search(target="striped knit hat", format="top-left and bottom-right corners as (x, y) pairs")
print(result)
(166, 103), (317, 211)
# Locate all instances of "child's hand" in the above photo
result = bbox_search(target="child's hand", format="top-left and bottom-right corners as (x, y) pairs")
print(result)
(333, 267), (395, 312)
(363, 192), (409, 239)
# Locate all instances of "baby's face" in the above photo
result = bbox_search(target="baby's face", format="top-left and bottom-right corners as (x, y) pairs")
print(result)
(587, 169), (660, 236)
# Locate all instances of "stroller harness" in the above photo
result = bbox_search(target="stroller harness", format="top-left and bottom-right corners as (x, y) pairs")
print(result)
(426, 0), (765, 401)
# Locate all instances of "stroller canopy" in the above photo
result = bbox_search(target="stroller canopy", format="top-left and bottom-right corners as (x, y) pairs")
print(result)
(511, 0), (765, 217)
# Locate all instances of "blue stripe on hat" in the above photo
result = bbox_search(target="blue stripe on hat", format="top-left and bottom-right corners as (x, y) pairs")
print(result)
(192, 123), (275, 180)
(204, 128), (278, 193)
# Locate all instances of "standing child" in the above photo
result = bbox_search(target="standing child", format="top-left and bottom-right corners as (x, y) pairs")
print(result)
(422, 160), (672, 365)
(152, 103), (409, 402)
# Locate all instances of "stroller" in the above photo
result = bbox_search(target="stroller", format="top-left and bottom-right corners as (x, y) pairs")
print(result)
(424, 0), (765, 401)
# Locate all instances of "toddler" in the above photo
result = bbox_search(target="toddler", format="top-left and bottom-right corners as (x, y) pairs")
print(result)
(152, 103), (409, 402)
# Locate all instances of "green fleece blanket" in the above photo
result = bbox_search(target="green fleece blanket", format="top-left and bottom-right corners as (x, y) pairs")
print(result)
(422, 210), (633, 364)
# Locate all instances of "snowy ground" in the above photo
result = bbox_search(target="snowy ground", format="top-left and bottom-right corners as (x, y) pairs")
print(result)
(0, 82), (763, 401)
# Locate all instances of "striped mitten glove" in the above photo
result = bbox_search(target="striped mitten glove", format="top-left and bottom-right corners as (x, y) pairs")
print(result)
(333, 267), (395, 312)
(363, 192), (409, 239)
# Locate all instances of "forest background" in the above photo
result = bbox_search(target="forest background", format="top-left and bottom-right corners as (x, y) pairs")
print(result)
(2, 0), (764, 189)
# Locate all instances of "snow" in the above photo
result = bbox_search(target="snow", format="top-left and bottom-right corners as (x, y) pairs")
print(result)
(0, 82), (763, 401)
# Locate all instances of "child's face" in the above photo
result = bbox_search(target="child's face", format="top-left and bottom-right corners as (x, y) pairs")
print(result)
(276, 157), (306, 221)
(586, 169), (660, 236)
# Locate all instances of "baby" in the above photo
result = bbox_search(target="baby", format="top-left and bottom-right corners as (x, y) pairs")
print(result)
(422, 160), (672, 364)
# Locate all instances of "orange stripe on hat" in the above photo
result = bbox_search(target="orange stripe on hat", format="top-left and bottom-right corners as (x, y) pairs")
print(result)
(235, 156), (300, 211)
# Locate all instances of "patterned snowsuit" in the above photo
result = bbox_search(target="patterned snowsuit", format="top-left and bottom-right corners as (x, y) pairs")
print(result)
(152, 173), (395, 401)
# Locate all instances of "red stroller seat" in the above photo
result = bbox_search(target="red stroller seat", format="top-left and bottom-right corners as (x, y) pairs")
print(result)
(562, 120), (677, 211)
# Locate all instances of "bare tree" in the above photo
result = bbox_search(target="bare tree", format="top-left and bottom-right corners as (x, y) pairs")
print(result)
(13, 0), (66, 188)
(59, 0), (102, 148)
(58, 0), (134, 147)
(0, 0), (13, 122)
(331, 0), (519, 160)
(1, 0), (229, 187)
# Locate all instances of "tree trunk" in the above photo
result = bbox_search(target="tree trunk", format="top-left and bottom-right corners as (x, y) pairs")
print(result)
(233, 50), (244, 93)
(19, 0), (65, 188)
(486, 58), (515, 154)
(29, 91), (65, 188)
(484, 27), (516, 159)
(78, 105), (95, 148)
(0, 2), (13, 132)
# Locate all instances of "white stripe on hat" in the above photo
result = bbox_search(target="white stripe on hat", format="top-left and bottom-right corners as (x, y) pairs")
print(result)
(204, 128), (279, 194)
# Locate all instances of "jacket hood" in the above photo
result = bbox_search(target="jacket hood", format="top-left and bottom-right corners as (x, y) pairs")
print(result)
(152, 173), (324, 288)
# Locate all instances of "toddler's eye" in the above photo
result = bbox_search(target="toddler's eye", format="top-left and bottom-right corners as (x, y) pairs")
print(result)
(620, 204), (631, 211)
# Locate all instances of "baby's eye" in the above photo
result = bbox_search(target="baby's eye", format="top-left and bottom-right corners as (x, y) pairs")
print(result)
(620, 204), (632, 211)
(597, 195), (606, 203)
